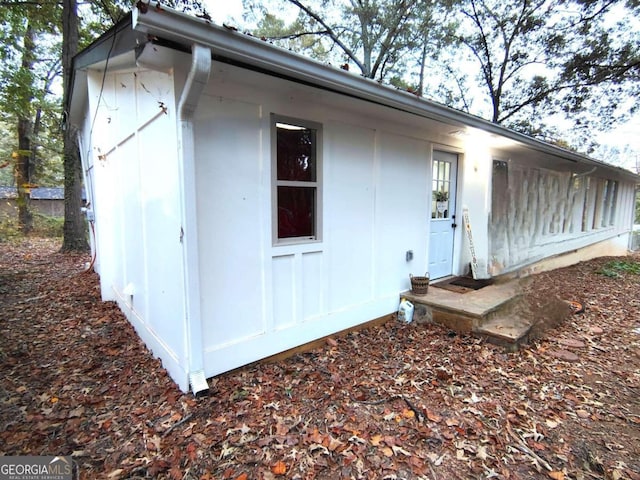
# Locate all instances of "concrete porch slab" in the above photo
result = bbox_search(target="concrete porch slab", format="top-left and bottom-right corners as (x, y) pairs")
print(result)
(401, 279), (522, 318)
(400, 279), (531, 348)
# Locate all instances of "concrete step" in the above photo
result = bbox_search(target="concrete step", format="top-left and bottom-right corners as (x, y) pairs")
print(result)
(400, 278), (532, 350)
(474, 315), (532, 352)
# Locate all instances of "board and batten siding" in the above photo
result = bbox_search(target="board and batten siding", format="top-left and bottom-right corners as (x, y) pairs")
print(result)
(489, 158), (635, 274)
(192, 62), (434, 379)
(83, 67), (189, 389)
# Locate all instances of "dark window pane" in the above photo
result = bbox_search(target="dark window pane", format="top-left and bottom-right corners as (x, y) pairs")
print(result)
(277, 125), (316, 181)
(278, 186), (315, 238)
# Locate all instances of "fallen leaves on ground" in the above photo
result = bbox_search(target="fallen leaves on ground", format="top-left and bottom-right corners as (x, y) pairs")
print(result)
(1, 239), (639, 479)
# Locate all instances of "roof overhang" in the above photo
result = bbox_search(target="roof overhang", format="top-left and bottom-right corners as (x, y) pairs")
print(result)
(70, 2), (639, 182)
(69, 14), (143, 123)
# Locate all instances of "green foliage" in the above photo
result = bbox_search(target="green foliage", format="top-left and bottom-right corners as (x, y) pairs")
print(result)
(253, 12), (331, 62)
(250, 0), (637, 157)
(452, 0), (639, 144)
(0, 1), (65, 205)
(0, 121), (15, 185)
(0, 2), (61, 117)
(0, 216), (21, 242)
(79, 0), (132, 47)
(33, 213), (64, 237)
(596, 259), (640, 278)
(250, 0), (453, 83)
(0, 213), (64, 242)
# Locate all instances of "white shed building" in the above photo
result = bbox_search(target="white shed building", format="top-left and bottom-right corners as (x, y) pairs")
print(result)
(69, 4), (639, 392)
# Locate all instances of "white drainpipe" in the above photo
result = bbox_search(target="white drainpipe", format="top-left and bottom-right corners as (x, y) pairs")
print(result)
(177, 43), (211, 394)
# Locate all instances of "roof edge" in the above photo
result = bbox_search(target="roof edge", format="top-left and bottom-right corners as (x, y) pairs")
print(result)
(76, 2), (639, 181)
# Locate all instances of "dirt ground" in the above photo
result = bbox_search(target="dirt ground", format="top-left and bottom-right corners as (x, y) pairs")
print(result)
(1, 238), (639, 480)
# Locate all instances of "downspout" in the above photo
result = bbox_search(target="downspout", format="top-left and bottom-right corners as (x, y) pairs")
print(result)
(177, 43), (211, 394)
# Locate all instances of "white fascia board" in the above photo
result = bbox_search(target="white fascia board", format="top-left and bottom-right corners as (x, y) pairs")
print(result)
(132, 3), (640, 181)
(131, 4), (482, 129)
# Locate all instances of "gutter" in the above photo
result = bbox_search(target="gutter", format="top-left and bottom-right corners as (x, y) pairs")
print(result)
(132, 2), (639, 181)
(173, 42), (212, 395)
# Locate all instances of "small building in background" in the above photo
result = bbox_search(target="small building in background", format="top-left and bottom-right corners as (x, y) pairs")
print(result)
(0, 186), (65, 218)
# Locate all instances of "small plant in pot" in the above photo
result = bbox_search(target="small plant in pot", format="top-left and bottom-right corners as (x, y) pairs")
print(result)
(434, 190), (449, 217)
(434, 190), (448, 202)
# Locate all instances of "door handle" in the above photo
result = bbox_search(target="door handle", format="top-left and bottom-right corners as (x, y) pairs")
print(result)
(451, 223), (457, 228)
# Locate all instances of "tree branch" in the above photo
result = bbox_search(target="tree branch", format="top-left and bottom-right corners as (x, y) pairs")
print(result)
(264, 30), (330, 41)
(0, 0), (61, 5)
(461, 0), (498, 116)
(371, 2), (413, 78)
(285, 0), (366, 74)
(495, 74), (618, 124)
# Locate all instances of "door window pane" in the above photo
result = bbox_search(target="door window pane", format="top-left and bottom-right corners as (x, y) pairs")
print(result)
(432, 159), (451, 219)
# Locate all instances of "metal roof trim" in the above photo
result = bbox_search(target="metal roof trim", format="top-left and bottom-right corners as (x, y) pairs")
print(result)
(129, 2), (638, 180)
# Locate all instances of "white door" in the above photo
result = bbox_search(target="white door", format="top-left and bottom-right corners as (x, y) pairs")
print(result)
(428, 151), (458, 279)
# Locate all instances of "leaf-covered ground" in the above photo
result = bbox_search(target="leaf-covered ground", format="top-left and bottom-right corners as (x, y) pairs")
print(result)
(1, 239), (639, 480)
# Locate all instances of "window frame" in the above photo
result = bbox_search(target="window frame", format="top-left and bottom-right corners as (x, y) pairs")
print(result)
(607, 180), (618, 226)
(601, 179), (618, 227)
(271, 114), (323, 246)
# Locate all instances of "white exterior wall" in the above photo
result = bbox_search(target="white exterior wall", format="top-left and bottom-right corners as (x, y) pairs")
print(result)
(192, 61), (451, 377)
(74, 44), (637, 390)
(455, 133), (494, 278)
(80, 67), (190, 390)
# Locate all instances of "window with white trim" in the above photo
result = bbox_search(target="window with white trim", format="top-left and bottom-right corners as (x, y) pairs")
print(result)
(272, 116), (321, 243)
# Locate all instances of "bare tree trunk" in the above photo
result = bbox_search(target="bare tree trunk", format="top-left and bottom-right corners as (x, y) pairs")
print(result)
(418, 41), (427, 97)
(62, 126), (87, 251)
(61, 0), (88, 252)
(15, 24), (35, 234)
(30, 104), (42, 181)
